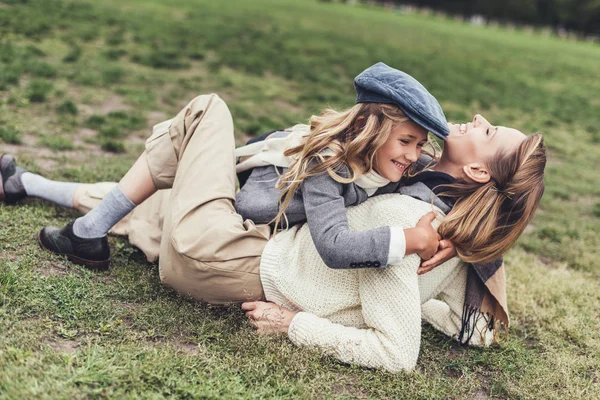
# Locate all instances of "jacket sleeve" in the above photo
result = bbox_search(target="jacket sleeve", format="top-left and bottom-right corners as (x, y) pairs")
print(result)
(287, 256), (423, 373)
(301, 172), (392, 269)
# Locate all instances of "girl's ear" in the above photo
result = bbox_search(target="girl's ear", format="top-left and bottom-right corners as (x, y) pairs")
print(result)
(463, 163), (491, 183)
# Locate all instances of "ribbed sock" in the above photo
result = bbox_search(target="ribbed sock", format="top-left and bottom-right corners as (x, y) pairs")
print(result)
(72, 185), (136, 239)
(21, 172), (80, 209)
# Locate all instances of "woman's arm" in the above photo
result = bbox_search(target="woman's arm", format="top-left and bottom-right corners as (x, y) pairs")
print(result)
(287, 257), (423, 373)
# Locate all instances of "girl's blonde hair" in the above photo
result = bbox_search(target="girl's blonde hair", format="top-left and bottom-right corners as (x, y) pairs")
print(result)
(437, 133), (546, 263)
(273, 103), (414, 230)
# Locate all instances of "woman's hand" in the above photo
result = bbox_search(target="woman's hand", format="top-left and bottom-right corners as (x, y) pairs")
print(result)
(241, 301), (297, 334)
(417, 239), (457, 275)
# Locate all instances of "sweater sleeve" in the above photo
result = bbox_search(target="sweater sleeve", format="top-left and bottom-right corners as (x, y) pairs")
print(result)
(287, 255), (422, 372)
(301, 172), (392, 269)
(420, 266), (493, 347)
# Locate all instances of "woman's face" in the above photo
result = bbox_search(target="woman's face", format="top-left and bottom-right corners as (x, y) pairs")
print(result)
(444, 114), (527, 168)
(374, 120), (428, 182)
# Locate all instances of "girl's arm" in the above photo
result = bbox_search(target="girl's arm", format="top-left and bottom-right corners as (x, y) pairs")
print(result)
(302, 172), (438, 269)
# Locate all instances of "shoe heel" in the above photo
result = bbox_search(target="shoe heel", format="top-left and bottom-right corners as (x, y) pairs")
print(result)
(67, 255), (110, 271)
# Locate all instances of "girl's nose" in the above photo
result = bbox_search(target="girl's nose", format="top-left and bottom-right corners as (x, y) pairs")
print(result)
(406, 148), (419, 162)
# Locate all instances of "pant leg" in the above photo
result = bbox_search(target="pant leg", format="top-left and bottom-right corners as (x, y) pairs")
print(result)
(146, 94), (271, 304)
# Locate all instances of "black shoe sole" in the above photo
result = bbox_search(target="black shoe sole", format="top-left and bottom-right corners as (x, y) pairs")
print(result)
(36, 231), (111, 271)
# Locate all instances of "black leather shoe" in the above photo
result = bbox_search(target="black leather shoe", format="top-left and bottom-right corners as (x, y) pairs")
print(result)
(0, 154), (27, 204)
(37, 221), (111, 270)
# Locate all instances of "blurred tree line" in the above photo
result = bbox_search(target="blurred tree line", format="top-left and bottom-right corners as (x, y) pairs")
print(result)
(328, 0), (600, 37)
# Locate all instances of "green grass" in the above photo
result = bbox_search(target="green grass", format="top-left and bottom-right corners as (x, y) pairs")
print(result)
(0, 125), (22, 145)
(39, 135), (74, 151)
(26, 79), (54, 103)
(56, 99), (79, 116)
(0, 0), (599, 398)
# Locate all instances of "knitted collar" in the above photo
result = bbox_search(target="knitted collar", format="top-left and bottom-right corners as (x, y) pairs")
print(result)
(355, 170), (390, 190)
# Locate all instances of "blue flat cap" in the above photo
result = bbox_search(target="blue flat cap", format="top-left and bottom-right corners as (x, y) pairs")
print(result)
(354, 62), (449, 140)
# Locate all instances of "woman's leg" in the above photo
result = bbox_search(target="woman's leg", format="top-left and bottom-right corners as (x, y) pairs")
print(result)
(150, 94), (271, 304)
(39, 93), (270, 302)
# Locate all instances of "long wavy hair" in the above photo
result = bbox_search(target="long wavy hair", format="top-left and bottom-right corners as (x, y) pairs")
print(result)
(273, 103), (414, 230)
(437, 133), (546, 263)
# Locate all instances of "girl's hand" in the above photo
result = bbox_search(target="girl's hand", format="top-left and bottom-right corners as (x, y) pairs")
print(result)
(417, 239), (457, 275)
(405, 212), (440, 261)
(241, 301), (297, 334)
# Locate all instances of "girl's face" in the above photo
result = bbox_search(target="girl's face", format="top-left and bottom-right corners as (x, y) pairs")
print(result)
(373, 120), (428, 182)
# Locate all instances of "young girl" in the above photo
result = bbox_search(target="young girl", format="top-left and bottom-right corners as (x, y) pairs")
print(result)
(234, 62), (453, 269)
(1, 63), (454, 270)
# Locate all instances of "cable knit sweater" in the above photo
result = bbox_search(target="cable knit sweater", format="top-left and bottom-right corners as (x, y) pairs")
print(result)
(260, 194), (492, 373)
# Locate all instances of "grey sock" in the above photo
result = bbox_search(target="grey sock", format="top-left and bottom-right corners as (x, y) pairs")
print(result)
(72, 185), (136, 239)
(21, 172), (80, 209)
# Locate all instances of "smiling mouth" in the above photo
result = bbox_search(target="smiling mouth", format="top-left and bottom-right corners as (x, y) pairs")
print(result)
(450, 123), (466, 135)
(391, 160), (408, 171)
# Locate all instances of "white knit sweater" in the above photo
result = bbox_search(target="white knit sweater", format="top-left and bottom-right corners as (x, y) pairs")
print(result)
(260, 194), (491, 373)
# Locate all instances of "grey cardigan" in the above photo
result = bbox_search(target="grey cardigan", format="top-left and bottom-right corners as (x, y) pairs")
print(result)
(235, 147), (450, 269)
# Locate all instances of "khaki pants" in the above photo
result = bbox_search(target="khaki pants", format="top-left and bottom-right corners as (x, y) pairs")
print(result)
(77, 94), (271, 304)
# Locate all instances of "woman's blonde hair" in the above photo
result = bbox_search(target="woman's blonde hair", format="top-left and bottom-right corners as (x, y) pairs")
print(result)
(273, 103), (414, 230)
(438, 133), (546, 263)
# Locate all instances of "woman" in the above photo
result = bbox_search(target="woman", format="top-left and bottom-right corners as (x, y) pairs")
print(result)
(0, 92), (545, 372)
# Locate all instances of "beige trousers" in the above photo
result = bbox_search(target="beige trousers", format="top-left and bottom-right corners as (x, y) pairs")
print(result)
(76, 94), (271, 304)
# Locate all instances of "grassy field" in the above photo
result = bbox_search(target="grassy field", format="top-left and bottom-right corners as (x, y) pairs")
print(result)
(0, 0), (599, 398)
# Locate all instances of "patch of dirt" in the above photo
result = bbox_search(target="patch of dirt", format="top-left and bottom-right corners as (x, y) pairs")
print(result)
(1, 133), (38, 153)
(445, 368), (463, 378)
(523, 223), (536, 235)
(38, 261), (70, 277)
(146, 111), (168, 128)
(3, 145), (58, 170)
(174, 341), (200, 355)
(590, 370), (599, 384)
(0, 251), (19, 263)
(329, 377), (370, 399)
(119, 302), (140, 312)
(72, 128), (104, 153)
(126, 135), (146, 146)
(472, 389), (490, 400)
(98, 95), (131, 114)
(6, 143), (109, 171)
(117, 302), (141, 327)
(96, 273), (117, 284)
(539, 255), (557, 266)
(76, 95), (130, 118)
(76, 128), (97, 139)
(42, 337), (80, 354)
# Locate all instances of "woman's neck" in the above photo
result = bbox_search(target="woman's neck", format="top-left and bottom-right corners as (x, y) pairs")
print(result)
(430, 158), (463, 179)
